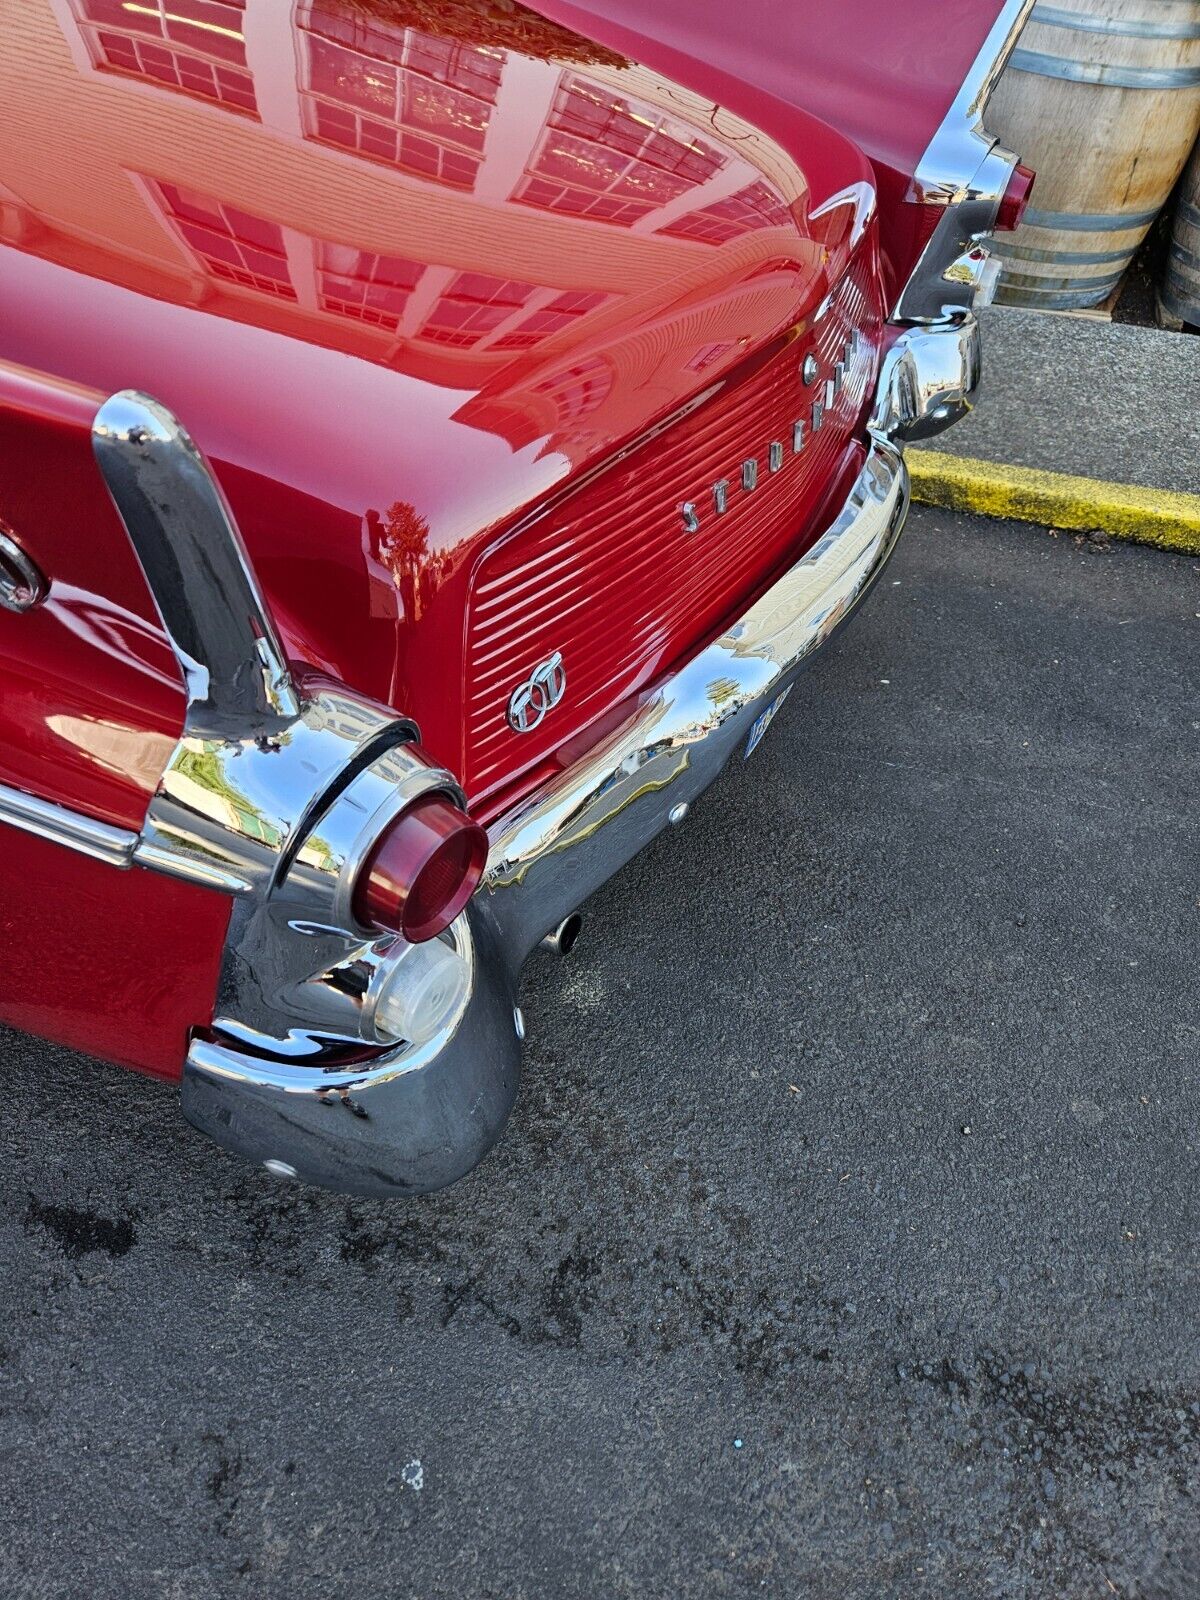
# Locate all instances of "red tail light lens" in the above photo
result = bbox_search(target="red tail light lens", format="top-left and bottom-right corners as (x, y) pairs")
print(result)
(354, 793), (488, 943)
(997, 164), (1036, 232)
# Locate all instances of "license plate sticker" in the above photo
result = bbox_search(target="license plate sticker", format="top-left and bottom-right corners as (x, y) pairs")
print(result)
(744, 685), (793, 760)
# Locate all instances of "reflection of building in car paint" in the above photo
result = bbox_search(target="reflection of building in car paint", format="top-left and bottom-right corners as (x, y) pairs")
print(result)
(15, 0), (818, 464)
(512, 73), (726, 226)
(149, 178), (615, 351)
(70, 0), (258, 115)
(299, 2), (504, 189)
(660, 181), (793, 244)
(154, 182), (297, 298)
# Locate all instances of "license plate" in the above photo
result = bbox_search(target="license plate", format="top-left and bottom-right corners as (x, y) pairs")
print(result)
(744, 686), (793, 760)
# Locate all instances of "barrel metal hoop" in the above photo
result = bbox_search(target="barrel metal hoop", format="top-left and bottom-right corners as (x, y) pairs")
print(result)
(1169, 238), (1200, 269)
(1023, 203), (1161, 231)
(1010, 46), (1200, 87)
(1179, 199), (1200, 230)
(1160, 283), (1199, 322)
(1031, 4), (1200, 40)
(990, 238), (1137, 265)
(998, 266), (1126, 295)
(995, 282), (1122, 310)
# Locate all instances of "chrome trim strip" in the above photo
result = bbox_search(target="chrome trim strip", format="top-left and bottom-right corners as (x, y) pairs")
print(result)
(1010, 46), (1200, 87)
(896, 0), (1036, 321)
(1031, 4), (1200, 38)
(94, 393), (300, 738)
(912, 0), (1037, 203)
(1022, 203), (1161, 231)
(0, 781), (137, 868)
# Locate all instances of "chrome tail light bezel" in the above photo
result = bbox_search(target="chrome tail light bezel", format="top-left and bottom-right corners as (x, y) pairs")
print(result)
(894, 0), (1036, 324)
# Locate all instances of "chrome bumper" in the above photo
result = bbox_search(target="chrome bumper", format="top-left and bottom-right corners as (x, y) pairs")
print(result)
(93, 315), (978, 1196)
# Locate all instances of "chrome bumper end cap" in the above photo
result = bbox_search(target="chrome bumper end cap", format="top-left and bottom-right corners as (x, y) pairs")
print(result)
(871, 315), (982, 442)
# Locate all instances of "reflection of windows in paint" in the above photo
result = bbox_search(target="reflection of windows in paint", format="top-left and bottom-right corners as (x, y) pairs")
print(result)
(299, 2), (502, 189)
(532, 356), (612, 422)
(491, 290), (610, 350)
(686, 341), (736, 372)
(154, 183), (295, 297)
(514, 76), (726, 227)
(420, 273), (537, 348)
(73, 0), (257, 116)
(659, 181), (792, 244)
(318, 243), (424, 328)
(453, 354), (613, 451)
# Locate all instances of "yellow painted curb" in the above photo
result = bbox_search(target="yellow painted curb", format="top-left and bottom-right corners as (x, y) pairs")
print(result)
(909, 450), (1200, 555)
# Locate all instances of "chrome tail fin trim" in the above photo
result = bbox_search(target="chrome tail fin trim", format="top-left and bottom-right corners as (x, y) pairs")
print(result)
(93, 391), (299, 739)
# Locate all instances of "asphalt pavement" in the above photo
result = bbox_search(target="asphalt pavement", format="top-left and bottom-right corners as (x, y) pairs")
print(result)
(1, 504), (1197, 1599)
(912, 307), (1200, 498)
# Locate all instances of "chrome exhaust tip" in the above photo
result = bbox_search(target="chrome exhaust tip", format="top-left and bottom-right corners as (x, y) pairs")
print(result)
(540, 912), (583, 958)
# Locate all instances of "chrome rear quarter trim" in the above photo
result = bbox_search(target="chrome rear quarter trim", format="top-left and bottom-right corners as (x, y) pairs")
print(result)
(0, 781), (137, 868)
(897, 0), (1036, 323)
(913, 0), (1037, 204)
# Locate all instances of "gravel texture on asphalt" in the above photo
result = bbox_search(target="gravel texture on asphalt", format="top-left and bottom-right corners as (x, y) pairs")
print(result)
(1, 505), (1197, 1599)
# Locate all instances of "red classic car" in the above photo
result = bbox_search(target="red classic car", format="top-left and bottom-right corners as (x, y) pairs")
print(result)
(0, 0), (1034, 1193)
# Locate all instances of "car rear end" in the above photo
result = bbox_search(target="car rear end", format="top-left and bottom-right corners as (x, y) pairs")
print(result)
(0, 0), (1036, 1197)
(138, 2), (1042, 1195)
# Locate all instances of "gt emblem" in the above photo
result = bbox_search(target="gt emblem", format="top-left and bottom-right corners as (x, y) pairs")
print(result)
(507, 650), (566, 733)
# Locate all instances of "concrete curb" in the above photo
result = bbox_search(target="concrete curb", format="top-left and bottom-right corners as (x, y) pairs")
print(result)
(909, 450), (1200, 556)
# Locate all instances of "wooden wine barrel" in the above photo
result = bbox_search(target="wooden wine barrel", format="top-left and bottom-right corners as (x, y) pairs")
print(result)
(1160, 136), (1200, 322)
(984, 0), (1200, 309)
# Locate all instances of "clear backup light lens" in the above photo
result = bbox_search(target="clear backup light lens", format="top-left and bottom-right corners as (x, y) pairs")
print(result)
(372, 938), (471, 1046)
(354, 792), (488, 943)
(997, 165), (1036, 233)
(973, 253), (1003, 308)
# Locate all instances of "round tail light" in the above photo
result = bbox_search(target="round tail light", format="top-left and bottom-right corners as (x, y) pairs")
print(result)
(354, 793), (488, 943)
(997, 164), (1036, 233)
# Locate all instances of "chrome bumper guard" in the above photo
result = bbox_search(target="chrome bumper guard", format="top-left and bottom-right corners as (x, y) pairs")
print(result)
(83, 315), (979, 1196)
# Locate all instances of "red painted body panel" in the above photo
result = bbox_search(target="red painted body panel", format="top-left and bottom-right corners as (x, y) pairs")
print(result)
(0, 0), (986, 1079)
(0, 827), (229, 1080)
(535, 0), (1008, 182)
(463, 255), (885, 803)
(1, 0), (872, 817)
(0, 367), (184, 831)
(533, 0), (1013, 293)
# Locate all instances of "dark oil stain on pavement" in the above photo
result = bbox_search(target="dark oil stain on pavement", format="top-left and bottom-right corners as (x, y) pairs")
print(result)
(25, 1196), (136, 1259)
